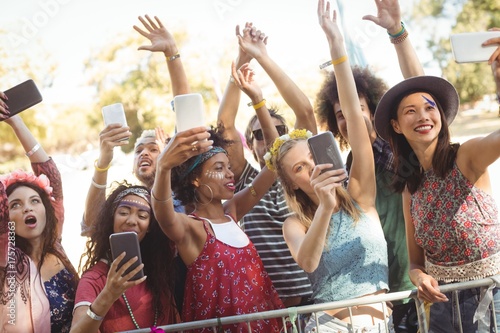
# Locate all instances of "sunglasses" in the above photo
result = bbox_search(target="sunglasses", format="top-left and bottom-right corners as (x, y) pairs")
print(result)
(252, 125), (288, 141)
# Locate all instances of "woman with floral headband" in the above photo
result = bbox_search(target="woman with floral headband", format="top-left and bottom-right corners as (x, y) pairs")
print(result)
(265, 1), (391, 332)
(0, 113), (78, 333)
(71, 182), (179, 332)
(150, 63), (284, 332)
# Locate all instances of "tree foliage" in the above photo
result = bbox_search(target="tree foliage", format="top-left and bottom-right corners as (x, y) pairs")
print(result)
(411, 0), (500, 104)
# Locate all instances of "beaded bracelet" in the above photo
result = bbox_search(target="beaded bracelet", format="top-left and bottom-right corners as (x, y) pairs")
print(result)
(252, 99), (267, 110)
(390, 29), (409, 44)
(94, 159), (111, 172)
(166, 53), (180, 62)
(25, 143), (41, 157)
(387, 22), (405, 38)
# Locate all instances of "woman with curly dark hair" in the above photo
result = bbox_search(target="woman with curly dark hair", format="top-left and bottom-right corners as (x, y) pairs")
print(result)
(70, 182), (179, 332)
(151, 64), (284, 333)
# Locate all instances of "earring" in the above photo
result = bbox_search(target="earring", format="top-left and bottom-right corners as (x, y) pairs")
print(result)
(194, 184), (214, 206)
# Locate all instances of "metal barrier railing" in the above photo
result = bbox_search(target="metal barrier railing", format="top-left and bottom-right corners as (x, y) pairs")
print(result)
(119, 275), (500, 333)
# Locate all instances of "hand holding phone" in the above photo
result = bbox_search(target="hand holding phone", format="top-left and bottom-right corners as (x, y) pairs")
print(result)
(307, 131), (344, 173)
(1, 80), (43, 121)
(174, 93), (206, 132)
(109, 232), (144, 281)
(450, 31), (500, 63)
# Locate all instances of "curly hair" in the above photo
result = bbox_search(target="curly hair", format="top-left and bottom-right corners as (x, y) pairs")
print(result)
(79, 181), (176, 322)
(315, 66), (388, 151)
(171, 127), (232, 206)
(5, 182), (79, 287)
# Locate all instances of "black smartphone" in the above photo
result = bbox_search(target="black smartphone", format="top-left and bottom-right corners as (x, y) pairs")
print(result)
(1, 80), (43, 121)
(307, 131), (344, 173)
(109, 232), (144, 281)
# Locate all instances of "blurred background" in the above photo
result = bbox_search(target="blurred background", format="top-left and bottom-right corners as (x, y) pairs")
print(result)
(1, 0), (499, 269)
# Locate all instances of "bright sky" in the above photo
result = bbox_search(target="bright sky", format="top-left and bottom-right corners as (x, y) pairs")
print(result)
(1, 0), (422, 105)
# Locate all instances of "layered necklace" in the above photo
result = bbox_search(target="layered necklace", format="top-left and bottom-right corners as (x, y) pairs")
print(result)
(122, 292), (158, 329)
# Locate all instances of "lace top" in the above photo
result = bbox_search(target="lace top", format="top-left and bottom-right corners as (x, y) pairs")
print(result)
(411, 163), (500, 282)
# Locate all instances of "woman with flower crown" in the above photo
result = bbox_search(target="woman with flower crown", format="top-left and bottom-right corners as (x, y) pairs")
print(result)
(264, 1), (391, 332)
(150, 62), (284, 332)
(0, 111), (79, 333)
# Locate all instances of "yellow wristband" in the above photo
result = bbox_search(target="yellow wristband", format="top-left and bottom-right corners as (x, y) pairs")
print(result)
(166, 53), (180, 61)
(331, 55), (347, 66)
(252, 99), (266, 110)
(94, 159), (111, 172)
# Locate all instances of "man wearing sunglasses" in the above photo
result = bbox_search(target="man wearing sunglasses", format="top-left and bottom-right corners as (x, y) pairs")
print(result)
(218, 24), (317, 309)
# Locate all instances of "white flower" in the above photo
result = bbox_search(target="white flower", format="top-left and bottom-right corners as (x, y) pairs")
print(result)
(306, 130), (313, 138)
(264, 152), (272, 162)
(280, 134), (290, 141)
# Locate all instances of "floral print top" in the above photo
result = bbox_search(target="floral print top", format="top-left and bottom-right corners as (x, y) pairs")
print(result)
(411, 163), (500, 282)
(182, 216), (284, 333)
(44, 268), (76, 333)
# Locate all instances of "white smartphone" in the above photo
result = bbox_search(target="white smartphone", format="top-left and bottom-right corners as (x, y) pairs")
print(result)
(102, 103), (128, 127)
(174, 93), (206, 133)
(450, 31), (500, 63)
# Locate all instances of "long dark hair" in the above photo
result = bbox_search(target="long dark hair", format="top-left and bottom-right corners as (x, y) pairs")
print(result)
(5, 182), (79, 286)
(386, 92), (460, 193)
(79, 181), (176, 322)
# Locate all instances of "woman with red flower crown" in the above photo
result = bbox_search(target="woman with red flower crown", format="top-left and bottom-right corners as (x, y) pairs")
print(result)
(0, 97), (78, 333)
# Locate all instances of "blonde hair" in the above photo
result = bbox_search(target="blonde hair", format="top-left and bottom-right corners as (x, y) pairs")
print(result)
(273, 138), (362, 231)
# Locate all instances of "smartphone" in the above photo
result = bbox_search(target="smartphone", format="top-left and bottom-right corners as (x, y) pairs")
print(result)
(307, 131), (344, 173)
(109, 232), (144, 281)
(450, 31), (500, 63)
(1, 79), (43, 121)
(174, 93), (206, 133)
(102, 103), (128, 127)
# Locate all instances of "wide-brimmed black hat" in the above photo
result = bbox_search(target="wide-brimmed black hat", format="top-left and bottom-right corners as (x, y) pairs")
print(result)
(374, 76), (459, 142)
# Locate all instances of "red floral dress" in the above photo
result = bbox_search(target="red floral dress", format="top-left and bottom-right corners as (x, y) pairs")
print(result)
(410, 163), (500, 282)
(182, 216), (284, 332)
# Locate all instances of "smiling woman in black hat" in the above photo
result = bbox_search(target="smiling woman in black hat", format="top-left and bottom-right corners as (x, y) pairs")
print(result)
(374, 72), (500, 332)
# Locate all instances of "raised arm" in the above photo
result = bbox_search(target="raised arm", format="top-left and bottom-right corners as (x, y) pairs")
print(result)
(81, 124), (131, 236)
(151, 127), (212, 243)
(134, 15), (190, 96)
(363, 0), (424, 78)
(319, 0), (375, 209)
(216, 23), (254, 181)
(236, 23), (317, 133)
(224, 62), (280, 220)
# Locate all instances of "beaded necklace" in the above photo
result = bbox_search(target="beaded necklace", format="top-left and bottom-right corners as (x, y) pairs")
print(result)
(122, 292), (158, 329)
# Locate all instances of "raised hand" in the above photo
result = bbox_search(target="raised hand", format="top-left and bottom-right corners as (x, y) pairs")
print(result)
(317, 0), (343, 46)
(97, 124), (131, 168)
(236, 22), (268, 60)
(155, 126), (170, 153)
(484, 28), (500, 90)
(134, 15), (178, 56)
(230, 62), (263, 103)
(362, 0), (402, 33)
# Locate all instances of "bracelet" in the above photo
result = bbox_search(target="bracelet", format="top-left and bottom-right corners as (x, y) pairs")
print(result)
(94, 159), (111, 172)
(252, 99), (266, 110)
(331, 55), (348, 66)
(390, 29), (409, 44)
(248, 183), (257, 197)
(166, 53), (180, 62)
(91, 178), (107, 189)
(87, 304), (104, 321)
(387, 22), (405, 38)
(151, 190), (173, 203)
(25, 143), (41, 157)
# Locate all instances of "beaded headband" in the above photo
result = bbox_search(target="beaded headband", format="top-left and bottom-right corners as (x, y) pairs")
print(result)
(264, 129), (313, 172)
(0, 169), (54, 201)
(112, 187), (151, 212)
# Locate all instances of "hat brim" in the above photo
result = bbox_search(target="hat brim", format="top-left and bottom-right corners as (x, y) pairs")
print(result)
(374, 76), (459, 142)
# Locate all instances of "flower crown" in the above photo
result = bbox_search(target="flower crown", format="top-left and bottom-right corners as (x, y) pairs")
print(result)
(0, 169), (54, 201)
(264, 129), (313, 171)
